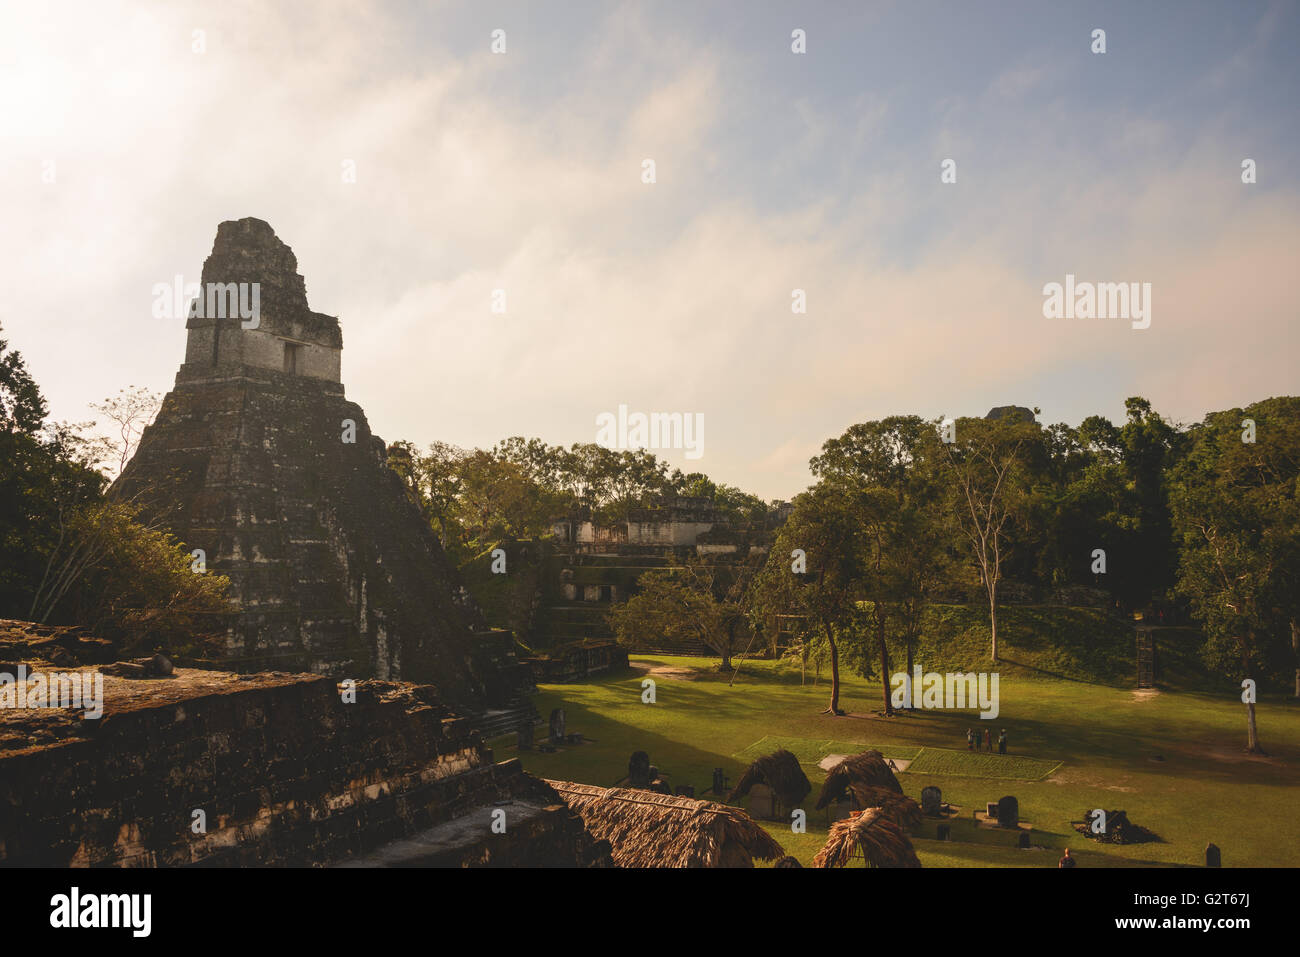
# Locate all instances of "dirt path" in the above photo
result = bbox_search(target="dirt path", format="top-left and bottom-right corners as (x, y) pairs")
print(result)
(629, 661), (697, 681)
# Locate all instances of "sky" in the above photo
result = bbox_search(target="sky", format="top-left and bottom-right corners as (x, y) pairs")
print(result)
(2, 0), (1297, 500)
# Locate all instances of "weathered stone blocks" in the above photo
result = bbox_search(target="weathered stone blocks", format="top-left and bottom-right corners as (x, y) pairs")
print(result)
(1, 666), (595, 867)
(113, 220), (532, 714)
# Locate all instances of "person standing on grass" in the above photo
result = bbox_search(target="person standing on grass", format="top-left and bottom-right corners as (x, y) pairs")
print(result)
(985, 728), (993, 751)
(966, 728), (975, 750)
(1058, 848), (1076, 868)
(998, 728), (1007, 754)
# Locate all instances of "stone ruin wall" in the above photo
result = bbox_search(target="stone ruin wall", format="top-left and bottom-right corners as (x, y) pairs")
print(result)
(0, 655), (600, 867)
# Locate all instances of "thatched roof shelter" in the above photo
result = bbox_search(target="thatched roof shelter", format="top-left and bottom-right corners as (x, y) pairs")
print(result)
(815, 750), (903, 809)
(728, 749), (812, 809)
(845, 786), (922, 830)
(811, 808), (923, 869)
(547, 780), (785, 868)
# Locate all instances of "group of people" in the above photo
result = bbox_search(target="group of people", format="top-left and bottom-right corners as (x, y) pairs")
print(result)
(958, 725), (1076, 868)
(966, 726), (1008, 753)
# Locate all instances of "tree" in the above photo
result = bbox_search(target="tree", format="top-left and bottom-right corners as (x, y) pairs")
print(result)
(392, 435), (769, 564)
(940, 415), (1034, 662)
(90, 385), (162, 477)
(0, 323), (48, 434)
(811, 416), (949, 713)
(388, 439), (467, 548)
(608, 559), (753, 670)
(672, 472), (768, 526)
(564, 444), (674, 524)
(1116, 397), (1187, 606)
(0, 326), (105, 616)
(455, 450), (549, 544)
(1033, 441), (1131, 596)
(0, 323), (230, 648)
(883, 495), (951, 703)
(1169, 398), (1300, 752)
(34, 500), (233, 655)
(856, 487), (899, 715)
(752, 486), (866, 715)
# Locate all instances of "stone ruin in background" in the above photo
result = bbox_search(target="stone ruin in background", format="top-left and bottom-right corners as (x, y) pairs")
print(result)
(113, 218), (532, 718)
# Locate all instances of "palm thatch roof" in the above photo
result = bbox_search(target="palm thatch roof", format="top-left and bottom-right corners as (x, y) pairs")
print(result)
(846, 786), (923, 830)
(811, 807), (923, 869)
(728, 749), (812, 807)
(547, 780), (786, 868)
(815, 750), (903, 809)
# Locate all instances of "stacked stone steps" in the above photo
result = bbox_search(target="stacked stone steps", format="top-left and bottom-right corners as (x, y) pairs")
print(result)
(276, 494), (363, 669)
(546, 605), (611, 626)
(294, 618), (362, 671)
(468, 698), (542, 740)
(283, 548), (349, 605)
(110, 217), (535, 715)
(535, 548), (680, 652)
(632, 638), (715, 657)
(535, 610), (611, 647)
(563, 565), (685, 587)
(568, 555), (676, 568)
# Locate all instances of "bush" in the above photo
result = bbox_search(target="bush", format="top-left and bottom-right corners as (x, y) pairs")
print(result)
(32, 501), (233, 657)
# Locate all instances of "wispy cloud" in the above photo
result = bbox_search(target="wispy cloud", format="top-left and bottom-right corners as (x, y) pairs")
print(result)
(2, 0), (1296, 498)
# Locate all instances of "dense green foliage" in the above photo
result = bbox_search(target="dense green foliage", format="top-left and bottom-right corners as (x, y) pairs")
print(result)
(749, 397), (1299, 751)
(388, 435), (768, 562)
(608, 558), (757, 670)
(0, 324), (231, 652)
(395, 393), (1298, 737)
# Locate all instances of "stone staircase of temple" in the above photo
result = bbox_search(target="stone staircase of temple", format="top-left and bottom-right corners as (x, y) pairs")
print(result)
(533, 550), (655, 646)
(468, 697), (542, 741)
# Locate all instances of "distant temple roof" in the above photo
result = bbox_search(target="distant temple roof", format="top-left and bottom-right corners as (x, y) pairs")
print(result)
(187, 217), (342, 350)
(984, 405), (1037, 423)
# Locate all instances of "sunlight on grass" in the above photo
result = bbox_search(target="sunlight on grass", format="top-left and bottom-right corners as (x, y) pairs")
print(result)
(494, 654), (1300, 867)
(905, 747), (1062, 780)
(734, 735), (921, 763)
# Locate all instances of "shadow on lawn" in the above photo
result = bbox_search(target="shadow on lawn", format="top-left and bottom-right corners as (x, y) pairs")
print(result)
(513, 659), (1299, 805)
(509, 661), (917, 801)
(996, 655), (1094, 684)
(843, 679), (1300, 789)
(504, 663), (1279, 866)
(957, 707), (1300, 788)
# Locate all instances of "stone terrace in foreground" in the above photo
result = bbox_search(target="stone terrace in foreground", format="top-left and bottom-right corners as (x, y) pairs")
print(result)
(0, 622), (607, 867)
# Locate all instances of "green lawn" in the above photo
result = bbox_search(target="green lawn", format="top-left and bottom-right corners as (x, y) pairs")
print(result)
(905, 747), (1061, 780)
(733, 735), (920, 763)
(493, 655), (1300, 868)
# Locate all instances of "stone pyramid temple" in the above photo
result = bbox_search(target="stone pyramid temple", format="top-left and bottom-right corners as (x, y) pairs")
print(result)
(114, 218), (531, 716)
